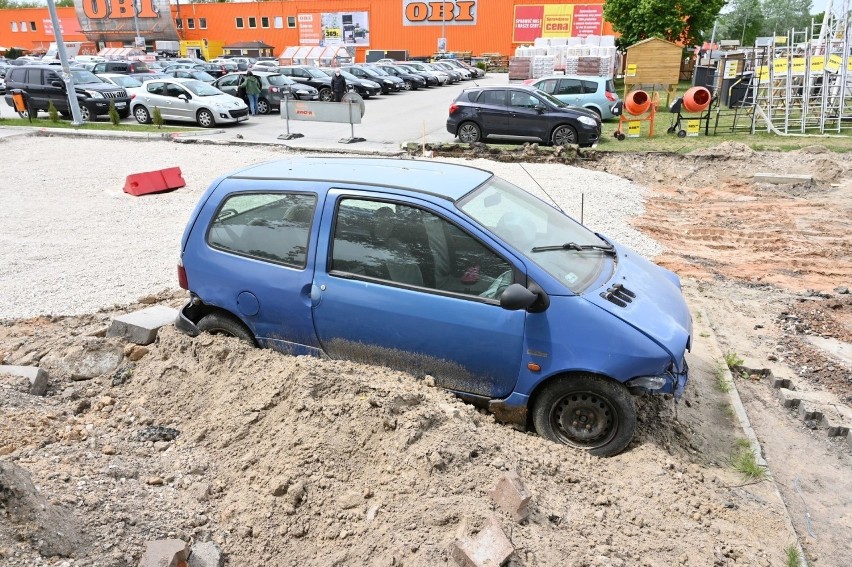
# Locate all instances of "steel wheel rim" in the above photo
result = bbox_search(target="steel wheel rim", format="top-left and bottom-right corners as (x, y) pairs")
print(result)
(257, 99), (269, 114)
(553, 126), (576, 146)
(459, 124), (479, 143)
(550, 391), (618, 449)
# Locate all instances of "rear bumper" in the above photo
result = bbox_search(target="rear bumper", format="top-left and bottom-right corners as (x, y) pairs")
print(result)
(175, 300), (201, 337)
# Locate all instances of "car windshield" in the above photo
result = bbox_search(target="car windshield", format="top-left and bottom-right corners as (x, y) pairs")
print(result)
(267, 74), (295, 86)
(111, 75), (142, 87)
(355, 66), (380, 77)
(458, 177), (612, 293)
(190, 71), (215, 81)
(133, 63), (149, 72)
(70, 69), (101, 84)
(183, 80), (222, 96)
(365, 66), (389, 76)
(303, 67), (328, 78)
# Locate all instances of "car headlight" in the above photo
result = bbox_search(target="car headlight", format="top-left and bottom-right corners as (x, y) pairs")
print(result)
(87, 91), (104, 99)
(366, 81), (380, 88)
(383, 79), (393, 84)
(296, 89), (309, 95)
(578, 116), (597, 127)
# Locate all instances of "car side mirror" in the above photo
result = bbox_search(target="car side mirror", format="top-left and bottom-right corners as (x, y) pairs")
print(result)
(534, 104), (546, 113)
(500, 283), (538, 311)
(178, 93), (190, 101)
(51, 80), (64, 89)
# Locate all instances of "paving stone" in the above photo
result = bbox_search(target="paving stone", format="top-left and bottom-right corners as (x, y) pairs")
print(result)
(754, 173), (814, 185)
(107, 305), (178, 345)
(0, 365), (48, 396)
(771, 377), (792, 389)
(138, 539), (189, 567)
(450, 517), (514, 567)
(798, 404), (823, 422)
(188, 541), (224, 567)
(489, 470), (532, 522)
(775, 388), (800, 408)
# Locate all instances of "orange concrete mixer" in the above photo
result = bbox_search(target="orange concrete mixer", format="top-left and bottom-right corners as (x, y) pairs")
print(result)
(682, 87), (712, 112)
(623, 90), (651, 115)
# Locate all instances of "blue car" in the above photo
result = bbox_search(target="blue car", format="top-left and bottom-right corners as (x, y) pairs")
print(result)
(176, 158), (692, 456)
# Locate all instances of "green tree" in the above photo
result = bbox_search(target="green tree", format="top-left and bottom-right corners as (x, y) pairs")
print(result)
(604, 0), (727, 48)
(56, 0), (75, 7)
(719, 0), (765, 45)
(761, 0), (813, 36)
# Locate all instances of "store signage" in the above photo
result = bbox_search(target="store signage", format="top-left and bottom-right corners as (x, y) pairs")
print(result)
(513, 4), (603, 43)
(403, 0), (477, 26)
(80, 0), (158, 20)
(74, 0), (179, 42)
(298, 12), (371, 47)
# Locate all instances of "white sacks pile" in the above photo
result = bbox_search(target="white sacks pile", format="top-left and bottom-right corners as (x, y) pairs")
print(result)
(516, 35), (618, 77)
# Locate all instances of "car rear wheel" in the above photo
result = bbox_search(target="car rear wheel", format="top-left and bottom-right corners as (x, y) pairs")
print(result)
(457, 121), (481, 143)
(134, 105), (151, 124)
(551, 124), (578, 146)
(257, 98), (270, 115)
(197, 108), (215, 128)
(197, 312), (256, 346)
(532, 373), (636, 457)
(319, 87), (333, 102)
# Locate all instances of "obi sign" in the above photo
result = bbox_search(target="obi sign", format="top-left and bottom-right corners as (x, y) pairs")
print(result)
(74, 0), (179, 42)
(513, 4), (603, 42)
(403, 0), (477, 26)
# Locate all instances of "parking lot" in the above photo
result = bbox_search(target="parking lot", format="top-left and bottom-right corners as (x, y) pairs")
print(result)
(0, 72), (507, 151)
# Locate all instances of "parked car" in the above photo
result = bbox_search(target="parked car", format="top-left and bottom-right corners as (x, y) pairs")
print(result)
(91, 60), (153, 75)
(527, 75), (620, 120)
(317, 67), (381, 98)
(162, 63), (205, 74)
(202, 62), (239, 78)
(441, 58), (486, 78)
(174, 157), (692, 457)
(97, 73), (145, 98)
(276, 65), (335, 102)
(349, 64), (404, 93)
(213, 71), (318, 114)
(3, 65), (130, 121)
(251, 60), (278, 70)
(432, 60), (469, 81)
(395, 63), (439, 86)
(167, 69), (217, 83)
(447, 85), (601, 147)
(395, 61), (449, 85)
(130, 77), (248, 127)
(375, 64), (426, 90)
(0, 75), (5, 96)
(129, 72), (171, 83)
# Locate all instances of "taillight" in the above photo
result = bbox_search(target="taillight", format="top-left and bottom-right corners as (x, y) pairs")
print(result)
(130, 93), (136, 100)
(449, 103), (459, 115)
(178, 261), (188, 290)
(605, 91), (617, 102)
(269, 87), (280, 93)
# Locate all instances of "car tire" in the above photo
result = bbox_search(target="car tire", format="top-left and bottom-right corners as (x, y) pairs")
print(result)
(403, 80), (413, 91)
(196, 312), (256, 346)
(457, 121), (481, 143)
(78, 104), (92, 122)
(551, 124), (578, 146)
(319, 87), (333, 102)
(197, 108), (215, 128)
(134, 105), (151, 124)
(257, 98), (270, 115)
(532, 373), (636, 457)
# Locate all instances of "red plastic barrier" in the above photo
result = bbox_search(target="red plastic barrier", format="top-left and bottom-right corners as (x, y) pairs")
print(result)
(624, 90), (651, 115)
(683, 86), (712, 112)
(124, 167), (186, 196)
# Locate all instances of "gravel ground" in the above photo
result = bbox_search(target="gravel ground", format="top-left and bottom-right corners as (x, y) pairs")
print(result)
(0, 134), (660, 321)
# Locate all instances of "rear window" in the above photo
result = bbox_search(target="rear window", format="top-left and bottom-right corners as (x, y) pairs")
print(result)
(606, 79), (616, 93)
(207, 193), (317, 268)
(581, 80), (600, 93)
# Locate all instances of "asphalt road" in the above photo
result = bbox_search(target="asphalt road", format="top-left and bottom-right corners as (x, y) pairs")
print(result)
(0, 73), (507, 153)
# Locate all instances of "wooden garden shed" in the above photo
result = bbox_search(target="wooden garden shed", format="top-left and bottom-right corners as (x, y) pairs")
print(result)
(624, 37), (682, 86)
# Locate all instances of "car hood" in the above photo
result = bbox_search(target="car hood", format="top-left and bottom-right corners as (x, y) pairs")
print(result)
(581, 246), (692, 368)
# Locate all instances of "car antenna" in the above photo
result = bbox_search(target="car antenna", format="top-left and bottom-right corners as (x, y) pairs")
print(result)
(518, 163), (564, 214)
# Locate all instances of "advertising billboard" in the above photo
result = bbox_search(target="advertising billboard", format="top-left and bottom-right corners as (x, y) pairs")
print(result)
(402, 0), (477, 26)
(298, 11), (371, 47)
(74, 0), (179, 42)
(513, 4), (603, 43)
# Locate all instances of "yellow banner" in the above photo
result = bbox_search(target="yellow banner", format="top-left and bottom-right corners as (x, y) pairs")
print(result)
(773, 58), (788, 74)
(626, 63), (637, 77)
(810, 56), (824, 73)
(627, 121), (641, 137)
(686, 120), (700, 136)
(774, 36), (787, 45)
(541, 5), (572, 38)
(791, 58), (806, 75)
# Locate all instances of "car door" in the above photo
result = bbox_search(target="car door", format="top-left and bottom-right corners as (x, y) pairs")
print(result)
(555, 78), (583, 106)
(508, 89), (550, 141)
(311, 191), (525, 399)
(42, 69), (69, 113)
(215, 74), (241, 97)
(144, 81), (174, 119)
(165, 82), (193, 121)
(472, 89), (508, 136)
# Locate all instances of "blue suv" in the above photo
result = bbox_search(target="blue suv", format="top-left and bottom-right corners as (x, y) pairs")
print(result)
(176, 158), (692, 456)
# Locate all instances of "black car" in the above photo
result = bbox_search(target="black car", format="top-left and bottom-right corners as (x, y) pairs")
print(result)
(277, 65), (335, 102)
(342, 65), (401, 94)
(395, 63), (440, 86)
(446, 85), (601, 147)
(203, 62), (239, 78)
(353, 64), (406, 93)
(3, 65), (130, 121)
(92, 60), (152, 75)
(376, 64), (427, 90)
(316, 67), (381, 98)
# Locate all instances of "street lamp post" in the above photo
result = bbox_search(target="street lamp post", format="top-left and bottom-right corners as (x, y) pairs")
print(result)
(46, 0), (83, 125)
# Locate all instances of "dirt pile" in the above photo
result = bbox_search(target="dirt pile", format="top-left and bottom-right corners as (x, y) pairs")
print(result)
(1, 316), (793, 566)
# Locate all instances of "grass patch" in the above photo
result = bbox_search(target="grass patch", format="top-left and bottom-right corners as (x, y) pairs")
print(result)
(0, 116), (194, 133)
(723, 351), (744, 369)
(699, 331), (710, 338)
(784, 544), (801, 567)
(722, 403), (736, 419)
(714, 360), (733, 392)
(730, 439), (767, 481)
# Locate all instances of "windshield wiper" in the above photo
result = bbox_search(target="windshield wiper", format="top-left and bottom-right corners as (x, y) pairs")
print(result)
(531, 242), (615, 254)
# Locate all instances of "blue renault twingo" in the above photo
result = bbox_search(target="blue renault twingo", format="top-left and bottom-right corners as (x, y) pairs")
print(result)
(176, 157), (691, 456)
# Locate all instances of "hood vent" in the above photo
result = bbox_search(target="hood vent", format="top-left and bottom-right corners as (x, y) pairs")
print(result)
(600, 283), (635, 308)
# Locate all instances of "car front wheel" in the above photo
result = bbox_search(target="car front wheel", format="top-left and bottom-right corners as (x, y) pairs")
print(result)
(403, 80), (413, 91)
(457, 121), (481, 143)
(319, 87), (333, 102)
(134, 105), (151, 124)
(551, 124), (578, 146)
(78, 104), (92, 122)
(532, 373), (636, 457)
(197, 108), (215, 128)
(196, 312), (256, 346)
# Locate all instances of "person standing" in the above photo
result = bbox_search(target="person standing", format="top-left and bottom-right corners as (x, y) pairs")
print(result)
(243, 70), (262, 115)
(331, 67), (347, 102)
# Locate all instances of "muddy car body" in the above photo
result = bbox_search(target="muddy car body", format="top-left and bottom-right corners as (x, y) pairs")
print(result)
(176, 158), (692, 456)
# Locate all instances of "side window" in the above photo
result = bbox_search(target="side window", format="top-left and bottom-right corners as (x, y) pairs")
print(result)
(8, 68), (25, 82)
(581, 80), (599, 94)
(509, 90), (540, 108)
(45, 72), (60, 83)
(147, 82), (165, 95)
(330, 199), (514, 300)
(208, 193), (316, 268)
(166, 83), (187, 97)
(475, 89), (505, 106)
(93, 63), (105, 73)
(536, 79), (558, 94)
(556, 79), (582, 95)
(219, 75), (239, 87)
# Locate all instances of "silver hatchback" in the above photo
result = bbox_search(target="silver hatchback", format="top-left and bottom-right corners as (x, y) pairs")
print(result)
(131, 77), (249, 128)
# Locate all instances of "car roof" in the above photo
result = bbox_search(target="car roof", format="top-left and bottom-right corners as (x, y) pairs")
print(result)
(227, 157), (493, 202)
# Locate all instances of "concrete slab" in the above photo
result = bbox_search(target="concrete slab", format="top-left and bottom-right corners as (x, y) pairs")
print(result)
(138, 539), (189, 567)
(450, 517), (513, 567)
(188, 541), (224, 567)
(753, 173), (814, 185)
(107, 305), (178, 345)
(804, 336), (852, 366)
(0, 365), (48, 396)
(775, 388), (800, 408)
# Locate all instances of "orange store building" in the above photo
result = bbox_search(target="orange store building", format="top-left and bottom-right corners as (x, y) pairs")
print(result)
(0, 1), (613, 60)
